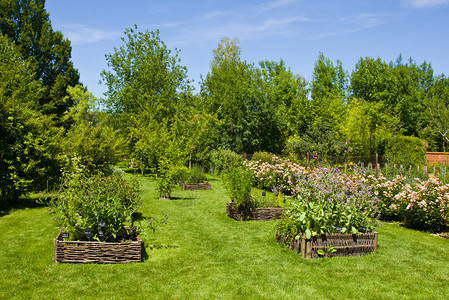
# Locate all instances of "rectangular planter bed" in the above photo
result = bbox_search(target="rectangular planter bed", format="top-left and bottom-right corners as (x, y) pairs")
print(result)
(275, 231), (378, 259)
(54, 227), (143, 264)
(179, 182), (211, 190)
(226, 202), (286, 221)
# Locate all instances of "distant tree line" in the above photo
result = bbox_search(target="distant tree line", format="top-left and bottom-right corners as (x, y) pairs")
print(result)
(2, 0), (449, 204)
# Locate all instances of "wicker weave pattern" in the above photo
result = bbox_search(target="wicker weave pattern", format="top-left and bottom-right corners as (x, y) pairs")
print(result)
(54, 228), (143, 264)
(275, 231), (378, 259)
(226, 202), (286, 221)
(179, 182), (211, 190)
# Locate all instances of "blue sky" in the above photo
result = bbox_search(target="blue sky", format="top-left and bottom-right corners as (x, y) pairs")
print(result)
(45, 0), (449, 98)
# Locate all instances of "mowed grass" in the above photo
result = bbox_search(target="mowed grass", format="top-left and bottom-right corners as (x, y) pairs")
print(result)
(1, 174), (448, 299)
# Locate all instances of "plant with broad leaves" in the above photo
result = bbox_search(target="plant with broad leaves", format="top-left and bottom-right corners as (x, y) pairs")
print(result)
(42, 173), (141, 241)
(276, 167), (379, 240)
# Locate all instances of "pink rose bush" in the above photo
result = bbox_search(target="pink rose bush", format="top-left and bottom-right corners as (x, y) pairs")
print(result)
(244, 155), (306, 195)
(366, 175), (449, 232)
(393, 177), (449, 232)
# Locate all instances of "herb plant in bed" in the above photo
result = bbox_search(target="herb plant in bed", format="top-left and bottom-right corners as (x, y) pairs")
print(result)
(275, 167), (380, 258)
(173, 166), (211, 190)
(223, 166), (287, 221)
(45, 173), (143, 264)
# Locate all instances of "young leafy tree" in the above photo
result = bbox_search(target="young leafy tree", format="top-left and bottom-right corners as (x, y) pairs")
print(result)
(310, 53), (347, 132)
(61, 85), (125, 176)
(201, 37), (257, 153)
(0, 0), (80, 121)
(101, 26), (191, 130)
(101, 26), (192, 172)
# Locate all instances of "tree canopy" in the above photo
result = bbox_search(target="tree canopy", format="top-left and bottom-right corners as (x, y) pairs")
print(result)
(0, 0), (80, 122)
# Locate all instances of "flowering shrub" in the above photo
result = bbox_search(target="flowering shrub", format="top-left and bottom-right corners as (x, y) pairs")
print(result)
(276, 167), (379, 239)
(393, 177), (449, 232)
(245, 155), (306, 195)
(45, 173), (141, 241)
(364, 174), (406, 221)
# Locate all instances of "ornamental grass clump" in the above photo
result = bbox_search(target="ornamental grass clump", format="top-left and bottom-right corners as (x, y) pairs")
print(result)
(45, 173), (141, 241)
(276, 167), (379, 240)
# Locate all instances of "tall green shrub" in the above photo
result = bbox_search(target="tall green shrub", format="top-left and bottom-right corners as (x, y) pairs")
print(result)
(382, 135), (425, 167)
(222, 167), (252, 207)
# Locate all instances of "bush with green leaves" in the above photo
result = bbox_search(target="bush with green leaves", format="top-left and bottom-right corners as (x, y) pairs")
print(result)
(276, 167), (379, 240)
(211, 149), (244, 175)
(380, 135), (425, 167)
(251, 151), (276, 164)
(222, 166), (252, 208)
(156, 159), (176, 199)
(172, 166), (207, 184)
(44, 173), (141, 241)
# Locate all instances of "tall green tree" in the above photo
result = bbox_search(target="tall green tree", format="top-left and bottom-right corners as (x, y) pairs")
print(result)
(0, 33), (62, 204)
(350, 55), (437, 150)
(426, 75), (449, 150)
(259, 60), (310, 138)
(0, 0), (80, 121)
(101, 26), (194, 172)
(310, 53), (347, 131)
(101, 26), (191, 130)
(202, 38), (293, 153)
(201, 37), (257, 153)
(61, 85), (125, 176)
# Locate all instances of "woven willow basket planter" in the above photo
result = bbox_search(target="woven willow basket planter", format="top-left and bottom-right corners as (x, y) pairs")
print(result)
(226, 202), (286, 221)
(54, 227), (143, 264)
(179, 182), (211, 190)
(275, 231), (378, 259)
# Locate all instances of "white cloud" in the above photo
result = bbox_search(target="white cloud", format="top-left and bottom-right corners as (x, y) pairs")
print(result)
(58, 24), (121, 45)
(406, 0), (449, 8)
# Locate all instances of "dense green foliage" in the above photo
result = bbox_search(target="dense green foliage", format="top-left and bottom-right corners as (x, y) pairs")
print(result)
(222, 166), (252, 207)
(276, 167), (379, 240)
(44, 173), (141, 241)
(0, 34), (62, 204)
(0, 0), (80, 122)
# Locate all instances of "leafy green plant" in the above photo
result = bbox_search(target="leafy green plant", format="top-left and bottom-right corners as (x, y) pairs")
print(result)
(211, 149), (244, 175)
(156, 159), (175, 199)
(222, 166), (252, 208)
(317, 245), (337, 257)
(42, 173), (141, 241)
(251, 151), (276, 163)
(276, 167), (379, 240)
(172, 166), (207, 184)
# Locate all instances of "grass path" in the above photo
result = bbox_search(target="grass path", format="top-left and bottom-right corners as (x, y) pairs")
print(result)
(1, 175), (448, 299)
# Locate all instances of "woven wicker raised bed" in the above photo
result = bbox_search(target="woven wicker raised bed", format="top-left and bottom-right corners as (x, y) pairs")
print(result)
(275, 231), (378, 259)
(54, 227), (143, 264)
(226, 202), (286, 221)
(179, 182), (211, 190)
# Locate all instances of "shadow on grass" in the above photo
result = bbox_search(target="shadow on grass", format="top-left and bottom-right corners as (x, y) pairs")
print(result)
(0, 197), (44, 218)
(166, 196), (196, 201)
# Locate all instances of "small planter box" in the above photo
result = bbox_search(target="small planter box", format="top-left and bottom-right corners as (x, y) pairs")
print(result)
(54, 227), (143, 264)
(226, 202), (286, 221)
(275, 231), (378, 259)
(179, 182), (211, 190)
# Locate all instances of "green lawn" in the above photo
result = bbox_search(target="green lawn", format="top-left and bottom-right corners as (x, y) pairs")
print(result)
(1, 175), (448, 299)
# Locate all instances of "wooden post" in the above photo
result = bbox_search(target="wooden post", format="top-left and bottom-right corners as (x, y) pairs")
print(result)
(375, 153), (379, 178)
(301, 235), (306, 258)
